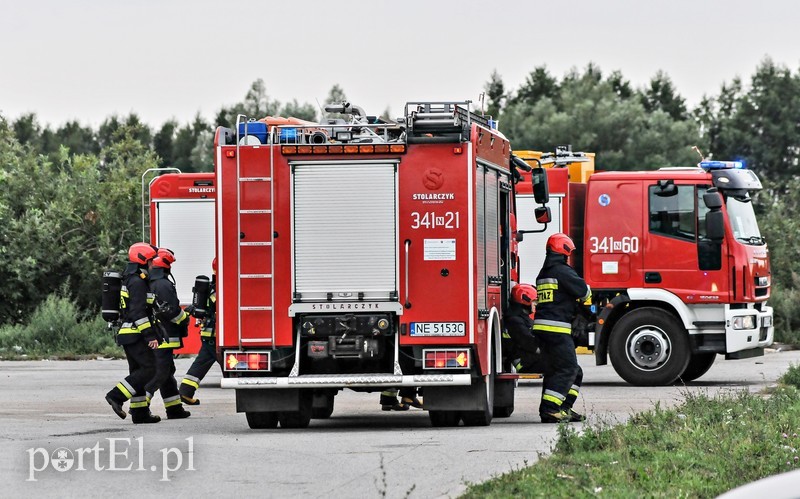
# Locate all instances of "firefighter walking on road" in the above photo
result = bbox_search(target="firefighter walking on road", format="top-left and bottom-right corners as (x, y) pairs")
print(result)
(105, 243), (161, 424)
(144, 249), (191, 419)
(533, 233), (590, 423)
(180, 258), (219, 405)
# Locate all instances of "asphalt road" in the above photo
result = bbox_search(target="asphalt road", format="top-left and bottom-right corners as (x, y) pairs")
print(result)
(2, 349), (799, 498)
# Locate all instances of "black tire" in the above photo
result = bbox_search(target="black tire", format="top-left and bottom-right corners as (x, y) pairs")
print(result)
(609, 307), (690, 386)
(429, 410), (461, 427)
(493, 405), (514, 418)
(246, 411), (278, 429)
(678, 353), (717, 383)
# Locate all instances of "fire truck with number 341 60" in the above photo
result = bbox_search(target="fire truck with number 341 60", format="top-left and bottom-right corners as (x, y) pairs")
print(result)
(213, 101), (548, 429)
(514, 148), (774, 386)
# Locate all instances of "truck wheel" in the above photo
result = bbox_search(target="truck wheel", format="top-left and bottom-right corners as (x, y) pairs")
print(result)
(609, 307), (690, 386)
(429, 410), (461, 427)
(246, 411), (278, 429)
(678, 353), (716, 383)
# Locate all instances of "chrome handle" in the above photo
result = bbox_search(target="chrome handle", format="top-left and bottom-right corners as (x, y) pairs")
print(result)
(404, 239), (411, 309)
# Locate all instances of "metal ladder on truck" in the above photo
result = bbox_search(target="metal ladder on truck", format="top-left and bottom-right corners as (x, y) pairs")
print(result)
(235, 115), (275, 348)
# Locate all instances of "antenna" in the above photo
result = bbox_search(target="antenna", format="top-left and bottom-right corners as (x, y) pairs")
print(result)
(479, 92), (486, 115)
(314, 98), (326, 122)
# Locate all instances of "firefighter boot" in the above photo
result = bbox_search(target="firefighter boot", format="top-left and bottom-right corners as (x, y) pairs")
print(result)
(566, 408), (586, 422)
(166, 405), (191, 420)
(105, 383), (133, 420)
(105, 394), (127, 420)
(401, 397), (424, 409)
(130, 396), (161, 424)
(179, 381), (200, 405)
(380, 391), (409, 411)
(539, 410), (572, 423)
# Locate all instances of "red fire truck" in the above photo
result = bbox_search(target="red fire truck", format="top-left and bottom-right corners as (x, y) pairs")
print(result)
(515, 148), (774, 386)
(212, 102), (549, 428)
(147, 171), (216, 354)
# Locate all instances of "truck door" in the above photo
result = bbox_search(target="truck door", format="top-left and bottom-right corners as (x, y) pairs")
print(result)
(643, 183), (729, 301)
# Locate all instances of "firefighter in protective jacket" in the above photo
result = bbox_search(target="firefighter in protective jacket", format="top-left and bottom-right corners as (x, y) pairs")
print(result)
(533, 233), (590, 423)
(503, 283), (541, 373)
(105, 242), (161, 424)
(144, 249), (191, 419)
(179, 257), (219, 405)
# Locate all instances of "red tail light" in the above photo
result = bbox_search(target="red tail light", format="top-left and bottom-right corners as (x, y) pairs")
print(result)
(224, 351), (271, 372)
(422, 349), (470, 369)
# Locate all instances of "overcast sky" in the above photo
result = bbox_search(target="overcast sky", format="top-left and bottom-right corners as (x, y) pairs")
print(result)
(2, 0), (799, 128)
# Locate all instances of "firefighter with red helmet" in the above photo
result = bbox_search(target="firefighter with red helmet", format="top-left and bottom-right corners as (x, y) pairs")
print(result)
(105, 242), (161, 424)
(533, 233), (590, 423)
(144, 248), (191, 419)
(179, 257), (219, 405)
(504, 283), (541, 373)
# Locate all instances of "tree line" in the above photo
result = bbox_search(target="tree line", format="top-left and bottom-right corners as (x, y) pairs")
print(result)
(1, 60), (800, 341)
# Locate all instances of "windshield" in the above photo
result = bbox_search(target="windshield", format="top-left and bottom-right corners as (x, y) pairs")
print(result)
(726, 196), (763, 244)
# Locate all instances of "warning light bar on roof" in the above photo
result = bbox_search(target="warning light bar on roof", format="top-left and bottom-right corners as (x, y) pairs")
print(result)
(281, 144), (406, 155)
(699, 160), (745, 170)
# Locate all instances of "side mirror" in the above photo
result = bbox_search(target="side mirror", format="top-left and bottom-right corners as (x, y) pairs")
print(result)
(706, 210), (724, 242)
(535, 206), (551, 224)
(532, 167), (549, 204)
(703, 188), (723, 210)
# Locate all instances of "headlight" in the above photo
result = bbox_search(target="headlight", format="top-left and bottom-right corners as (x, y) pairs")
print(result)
(763, 316), (773, 328)
(732, 315), (757, 330)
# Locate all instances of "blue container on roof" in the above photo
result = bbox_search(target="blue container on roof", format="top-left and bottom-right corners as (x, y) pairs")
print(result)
(238, 121), (268, 144)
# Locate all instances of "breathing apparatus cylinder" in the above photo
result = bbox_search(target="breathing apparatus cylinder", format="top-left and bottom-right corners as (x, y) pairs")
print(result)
(191, 275), (211, 318)
(102, 271), (122, 322)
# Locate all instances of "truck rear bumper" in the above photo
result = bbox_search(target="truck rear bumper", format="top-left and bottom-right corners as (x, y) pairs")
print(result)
(221, 373), (472, 389)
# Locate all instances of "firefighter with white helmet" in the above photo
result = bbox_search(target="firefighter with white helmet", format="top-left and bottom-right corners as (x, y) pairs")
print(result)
(105, 242), (161, 424)
(533, 233), (590, 423)
(144, 248), (191, 419)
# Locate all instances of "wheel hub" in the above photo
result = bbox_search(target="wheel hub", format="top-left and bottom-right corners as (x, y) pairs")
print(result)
(626, 327), (670, 370)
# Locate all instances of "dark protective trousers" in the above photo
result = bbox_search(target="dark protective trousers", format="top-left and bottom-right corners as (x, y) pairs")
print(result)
(179, 339), (217, 399)
(144, 348), (182, 410)
(536, 332), (583, 415)
(106, 340), (156, 404)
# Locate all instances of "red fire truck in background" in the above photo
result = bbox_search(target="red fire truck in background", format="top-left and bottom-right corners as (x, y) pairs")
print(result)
(211, 101), (549, 429)
(146, 171), (216, 355)
(514, 147), (774, 386)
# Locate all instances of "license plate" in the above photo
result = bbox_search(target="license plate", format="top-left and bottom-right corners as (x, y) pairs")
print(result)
(409, 322), (466, 337)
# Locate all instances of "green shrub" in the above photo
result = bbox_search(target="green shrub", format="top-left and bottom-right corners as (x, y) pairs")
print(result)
(770, 280), (800, 345)
(780, 364), (800, 389)
(0, 293), (118, 358)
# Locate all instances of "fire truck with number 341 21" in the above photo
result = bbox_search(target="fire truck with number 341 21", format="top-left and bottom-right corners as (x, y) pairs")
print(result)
(212, 101), (548, 429)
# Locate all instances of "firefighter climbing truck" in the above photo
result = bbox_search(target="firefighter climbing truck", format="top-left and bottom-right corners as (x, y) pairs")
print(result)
(515, 148), (773, 386)
(211, 101), (550, 428)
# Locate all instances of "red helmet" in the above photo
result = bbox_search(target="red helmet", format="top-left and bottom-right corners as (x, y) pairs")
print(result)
(511, 284), (537, 306)
(128, 242), (157, 265)
(212, 257), (218, 274)
(154, 248), (176, 268)
(546, 233), (576, 256)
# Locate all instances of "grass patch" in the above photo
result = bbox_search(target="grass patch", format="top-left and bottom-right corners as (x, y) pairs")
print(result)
(0, 293), (119, 359)
(463, 388), (800, 498)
